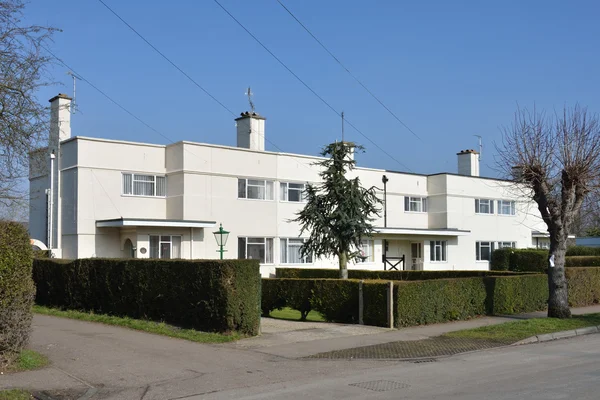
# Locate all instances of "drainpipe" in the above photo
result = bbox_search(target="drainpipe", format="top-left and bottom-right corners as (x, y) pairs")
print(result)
(48, 152), (55, 248)
(190, 227), (194, 259)
(382, 175), (389, 270)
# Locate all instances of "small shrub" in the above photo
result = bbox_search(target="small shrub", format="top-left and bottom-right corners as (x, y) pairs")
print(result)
(0, 221), (35, 368)
(33, 258), (261, 335)
(565, 256), (600, 267)
(567, 246), (600, 256)
(491, 248), (512, 271)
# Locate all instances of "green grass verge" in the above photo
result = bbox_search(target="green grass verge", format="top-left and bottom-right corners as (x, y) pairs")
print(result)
(445, 313), (600, 342)
(269, 307), (326, 322)
(10, 349), (49, 372)
(0, 390), (32, 400)
(33, 306), (241, 343)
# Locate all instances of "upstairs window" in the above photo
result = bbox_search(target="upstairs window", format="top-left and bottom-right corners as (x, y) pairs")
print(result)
(498, 200), (516, 215)
(122, 173), (166, 197)
(238, 179), (274, 200)
(475, 199), (494, 214)
(280, 238), (312, 264)
(280, 182), (306, 202)
(404, 196), (428, 213)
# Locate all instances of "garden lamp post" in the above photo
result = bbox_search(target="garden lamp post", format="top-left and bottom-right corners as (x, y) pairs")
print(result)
(213, 224), (230, 260)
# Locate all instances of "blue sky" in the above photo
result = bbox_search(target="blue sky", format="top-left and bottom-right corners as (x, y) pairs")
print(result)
(25, 0), (600, 177)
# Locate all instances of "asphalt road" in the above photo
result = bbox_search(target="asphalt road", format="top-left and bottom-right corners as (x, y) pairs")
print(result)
(203, 334), (600, 400)
(5, 315), (600, 399)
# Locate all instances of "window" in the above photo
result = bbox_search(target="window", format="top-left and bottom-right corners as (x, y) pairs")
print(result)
(498, 241), (516, 249)
(122, 173), (166, 197)
(476, 241), (495, 261)
(149, 235), (181, 259)
(238, 179), (274, 200)
(429, 241), (447, 262)
(498, 200), (516, 215)
(404, 196), (428, 212)
(356, 240), (374, 263)
(238, 237), (273, 263)
(280, 238), (312, 264)
(475, 199), (494, 214)
(280, 182), (306, 202)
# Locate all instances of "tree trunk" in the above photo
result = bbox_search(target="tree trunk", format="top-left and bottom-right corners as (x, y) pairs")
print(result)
(339, 252), (348, 279)
(548, 236), (571, 318)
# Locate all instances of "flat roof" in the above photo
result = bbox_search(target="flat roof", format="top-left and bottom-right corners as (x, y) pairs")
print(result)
(96, 218), (216, 229)
(374, 227), (471, 237)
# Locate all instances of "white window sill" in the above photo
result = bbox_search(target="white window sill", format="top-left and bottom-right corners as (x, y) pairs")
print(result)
(121, 194), (166, 199)
(429, 261), (448, 263)
(404, 211), (427, 214)
(475, 212), (495, 216)
(498, 214), (517, 217)
(237, 198), (275, 202)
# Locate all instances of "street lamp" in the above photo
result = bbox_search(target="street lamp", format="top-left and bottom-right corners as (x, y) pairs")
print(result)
(213, 224), (230, 260)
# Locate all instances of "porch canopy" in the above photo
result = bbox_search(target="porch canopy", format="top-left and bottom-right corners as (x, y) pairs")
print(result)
(374, 227), (471, 238)
(96, 218), (216, 229)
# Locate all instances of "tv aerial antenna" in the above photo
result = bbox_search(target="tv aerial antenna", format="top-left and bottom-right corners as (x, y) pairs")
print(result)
(246, 87), (255, 113)
(66, 71), (82, 114)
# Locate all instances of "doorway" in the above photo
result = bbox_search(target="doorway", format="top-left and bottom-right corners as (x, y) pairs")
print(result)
(410, 242), (423, 271)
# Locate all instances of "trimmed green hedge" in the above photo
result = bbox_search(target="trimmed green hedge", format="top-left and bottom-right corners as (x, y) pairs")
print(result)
(490, 248), (512, 271)
(261, 278), (389, 326)
(395, 274), (549, 327)
(566, 268), (600, 306)
(565, 256), (600, 267)
(275, 268), (529, 280)
(509, 249), (548, 272)
(33, 258), (261, 335)
(0, 221), (35, 367)
(567, 246), (600, 256)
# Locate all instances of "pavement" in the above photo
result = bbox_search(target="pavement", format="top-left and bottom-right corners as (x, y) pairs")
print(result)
(2, 305), (600, 399)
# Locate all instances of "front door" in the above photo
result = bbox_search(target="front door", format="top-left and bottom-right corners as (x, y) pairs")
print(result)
(411, 242), (423, 271)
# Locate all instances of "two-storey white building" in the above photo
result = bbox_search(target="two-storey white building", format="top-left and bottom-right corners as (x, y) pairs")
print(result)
(29, 94), (549, 277)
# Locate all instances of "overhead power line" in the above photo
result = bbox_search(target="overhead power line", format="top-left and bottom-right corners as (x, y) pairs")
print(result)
(275, 0), (423, 143)
(212, 0), (414, 172)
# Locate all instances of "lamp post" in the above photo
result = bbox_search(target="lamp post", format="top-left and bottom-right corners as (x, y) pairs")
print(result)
(213, 224), (230, 260)
(381, 175), (389, 270)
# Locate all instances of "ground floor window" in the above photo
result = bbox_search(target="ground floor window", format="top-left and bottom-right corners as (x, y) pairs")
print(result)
(429, 240), (447, 262)
(280, 238), (312, 264)
(476, 241), (495, 261)
(238, 237), (273, 264)
(149, 235), (181, 259)
(356, 239), (375, 263)
(497, 241), (516, 249)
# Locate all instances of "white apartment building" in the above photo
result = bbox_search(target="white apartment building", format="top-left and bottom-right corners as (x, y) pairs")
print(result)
(29, 94), (549, 277)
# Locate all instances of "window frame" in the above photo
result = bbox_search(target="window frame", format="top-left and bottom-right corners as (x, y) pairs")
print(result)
(476, 241), (495, 261)
(280, 182), (307, 203)
(429, 240), (447, 262)
(497, 200), (516, 216)
(148, 234), (181, 259)
(122, 173), (166, 198)
(280, 238), (312, 264)
(404, 196), (428, 213)
(356, 239), (375, 263)
(238, 237), (274, 264)
(497, 241), (516, 249)
(475, 198), (495, 215)
(237, 178), (274, 201)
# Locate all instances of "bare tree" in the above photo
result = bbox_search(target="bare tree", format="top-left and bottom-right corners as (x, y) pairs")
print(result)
(497, 105), (600, 318)
(0, 0), (56, 209)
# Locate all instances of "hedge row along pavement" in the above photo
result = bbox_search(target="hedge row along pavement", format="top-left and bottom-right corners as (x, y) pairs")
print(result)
(262, 279), (389, 326)
(566, 246), (600, 256)
(491, 248), (600, 272)
(275, 268), (531, 280)
(33, 258), (261, 335)
(266, 267), (600, 328)
(0, 221), (35, 369)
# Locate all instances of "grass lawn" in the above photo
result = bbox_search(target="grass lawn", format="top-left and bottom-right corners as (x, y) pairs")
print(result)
(269, 307), (326, 322)
(0, 390), (32, 400)
(1, 349), (49, 374)
(445, 313), (600, 342)
(33, 306), (241, 343)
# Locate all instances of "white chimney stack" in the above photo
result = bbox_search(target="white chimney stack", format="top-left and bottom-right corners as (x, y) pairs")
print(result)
(49, 93), (72, 150)
(236, 111), (265, 151)
(457, 149), (480, 177)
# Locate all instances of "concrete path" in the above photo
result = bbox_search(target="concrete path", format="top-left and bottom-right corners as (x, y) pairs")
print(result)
(2, 305), (600, 399)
